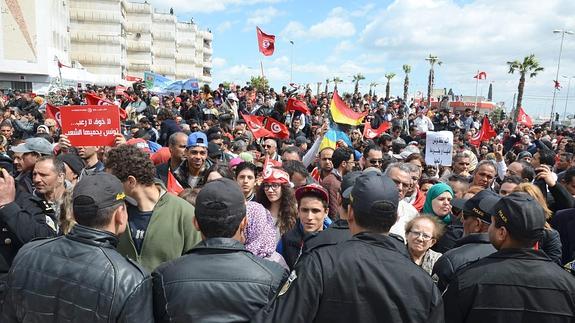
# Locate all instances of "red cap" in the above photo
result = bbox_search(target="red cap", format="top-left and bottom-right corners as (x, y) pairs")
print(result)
(295, 183), (329, 204)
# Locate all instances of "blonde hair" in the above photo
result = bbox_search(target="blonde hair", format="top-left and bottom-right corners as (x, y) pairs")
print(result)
(59, 191), (76, 234)
(405, 214), (446, 240)
(513, 183), (552, 221)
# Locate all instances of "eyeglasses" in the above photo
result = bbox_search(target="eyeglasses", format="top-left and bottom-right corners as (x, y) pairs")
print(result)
(369, 159), (383, 165)
(408, 230), (433, 241)
(263, 144), (273, 149)
(263, 183), (281, 191)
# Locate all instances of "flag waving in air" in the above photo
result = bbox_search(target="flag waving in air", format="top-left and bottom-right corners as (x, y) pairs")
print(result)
(474, 71), (487, 80)
(264, 117), (290, 139)
(85, 92), (127, 120)
(554, 80), (562, 90)
(363, 121), (391, 139)
(241, 113), (274, 139)
(256, 26), (275, 56)
(469, 116), (496, 147)
(330, 90), (368, 126)
(286, 97), (310, 115)
(516, 107), (533, 127)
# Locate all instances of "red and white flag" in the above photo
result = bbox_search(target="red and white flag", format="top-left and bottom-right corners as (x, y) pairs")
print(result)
(256, 26), (275, 56)
(241, 113), (274, 139)
(363, 121), (391, 139)
(474, 71), (487, 80)
(167, 171), (183, 195)
(516, 107), (533, 128)
(554, 80), (562, 90)
(265, 117), (290, 139)
(45, 103), (61, 128)
(469, 116), (496, 147)
(286, 97), (310, 115)
(85, 92), (127, 120)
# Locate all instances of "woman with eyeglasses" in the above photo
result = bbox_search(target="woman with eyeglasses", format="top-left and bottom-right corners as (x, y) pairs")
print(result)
(405, 215), (445, 275)
(256, 167), (297, 243)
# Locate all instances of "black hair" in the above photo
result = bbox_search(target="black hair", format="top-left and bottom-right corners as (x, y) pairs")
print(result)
(517, 160), (536, 182)
(448, 174), (470, 185)
(298, 190), (328, 210)
(377, 133), (392, 146)
(332, 147), (353, 169)
(537, 149), (556, 167)
(282, 160), (310, 179)
(196, 203), (245, 239)
(201, 163), (234, 187)
(502, 175), (523, 185)
(362, 144), (382, 158)
(563, 167), (575, 184)
(105, 145), (156, 185)
(353, 200), (397, 233)
(234, 162), (258, 179)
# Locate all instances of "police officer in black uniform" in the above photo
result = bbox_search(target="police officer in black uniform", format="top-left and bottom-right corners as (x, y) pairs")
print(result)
(444, 192), (575, 323)
(254, 172), (444, 323)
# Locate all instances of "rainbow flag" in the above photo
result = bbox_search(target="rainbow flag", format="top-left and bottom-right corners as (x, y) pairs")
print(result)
(319, 128), (353, 151)
(330, 90), (368, 125)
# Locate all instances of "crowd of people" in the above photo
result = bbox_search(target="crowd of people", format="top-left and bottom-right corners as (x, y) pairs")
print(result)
(0, 81), (574, 322)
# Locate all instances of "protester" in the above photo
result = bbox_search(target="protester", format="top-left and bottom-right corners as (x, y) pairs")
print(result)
(152, 178), (287, 322)
(405, 215), (445, 274)
(256, 167), (297, 241)
(105, 144), (201, 271)
(173, 131), (212, 189)
(2, 173), (154, 322)
(423, 183), (462, 253)
(155, 132), (188, 186)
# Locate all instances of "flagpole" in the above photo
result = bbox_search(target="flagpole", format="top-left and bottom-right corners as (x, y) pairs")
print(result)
(474, 70), (479, 112)
(260, 60), (264, 78)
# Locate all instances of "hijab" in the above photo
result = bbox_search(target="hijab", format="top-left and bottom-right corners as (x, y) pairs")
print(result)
(422, 183), (454, 223)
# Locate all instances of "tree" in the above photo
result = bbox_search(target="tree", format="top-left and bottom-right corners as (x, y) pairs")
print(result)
(352, 73), (365, 94)
(249, 75), (269, 93)
(369, 82), (378, 97)
(507, 54), (544, 122)
(425, 54), (442, 107)
(333, 77), (343, 91)
(384, 73), (396, 100)
(402, 64), (411, 101)
(222, 81), (232, 90)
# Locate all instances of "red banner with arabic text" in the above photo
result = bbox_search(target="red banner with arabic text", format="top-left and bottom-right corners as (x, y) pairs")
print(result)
(60, 105), (121, 146)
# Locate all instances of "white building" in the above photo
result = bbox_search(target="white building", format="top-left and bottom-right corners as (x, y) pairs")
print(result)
(0, 0), (212, 92)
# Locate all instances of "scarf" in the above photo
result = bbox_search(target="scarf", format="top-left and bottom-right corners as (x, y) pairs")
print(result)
(422, 183), (454, 223)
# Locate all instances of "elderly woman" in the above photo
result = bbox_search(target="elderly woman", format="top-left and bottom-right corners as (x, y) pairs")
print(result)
(423, 183), (461, 253)
(405, 215), (445, 275)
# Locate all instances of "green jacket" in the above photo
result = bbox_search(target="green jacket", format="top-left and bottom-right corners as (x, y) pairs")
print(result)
(117, 186), (201, 272)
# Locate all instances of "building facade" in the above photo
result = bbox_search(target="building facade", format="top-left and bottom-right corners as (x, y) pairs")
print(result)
(0, 0), (212, 92)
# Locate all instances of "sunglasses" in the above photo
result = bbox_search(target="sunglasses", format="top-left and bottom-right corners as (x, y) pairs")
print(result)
(369, 159), (383, 165)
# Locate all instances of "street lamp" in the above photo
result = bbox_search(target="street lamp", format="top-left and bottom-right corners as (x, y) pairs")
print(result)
(550, 29), (573, 127)
(289, 40), (294, 83)
(562, 75), (575, 123)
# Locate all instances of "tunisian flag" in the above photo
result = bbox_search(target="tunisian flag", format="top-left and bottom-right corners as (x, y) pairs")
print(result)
(256, 26), (275, 56)
(85, 92), (127, 120)
(473, 71), (487, 80)
(286, 97), (310, 115)
(167, 171), (183, 195)
(264, 117), (290, 139)
(241, 113), (274, 139)
(45, 103), (61, 128)
(363, 121), (391, 139)
(469, 116), (496, 147)
(516, 107), (533, 127)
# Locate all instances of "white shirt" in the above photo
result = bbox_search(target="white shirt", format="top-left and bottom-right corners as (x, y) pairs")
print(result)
(414, 115), (434, 133)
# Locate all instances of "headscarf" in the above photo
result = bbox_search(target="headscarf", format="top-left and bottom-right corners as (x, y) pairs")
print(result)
(422, 183), (454, 223)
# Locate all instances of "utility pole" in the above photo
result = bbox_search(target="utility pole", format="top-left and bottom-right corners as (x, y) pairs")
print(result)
(550, 29), (573, 128)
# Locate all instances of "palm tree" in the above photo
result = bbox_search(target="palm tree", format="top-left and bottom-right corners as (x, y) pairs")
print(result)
(507, 54), (544, 122)
(384, 73), (396, 100)
(369, 82), (378, 97)
(425, 54), (442, 107)
(402, 64), (411, 101)
(325, 79), (330, 95)
(352, 73), (365, 94)
(333, 77), (343, 91)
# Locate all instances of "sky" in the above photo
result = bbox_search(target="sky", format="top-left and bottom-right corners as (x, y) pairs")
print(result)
(148, 0), (575, 119)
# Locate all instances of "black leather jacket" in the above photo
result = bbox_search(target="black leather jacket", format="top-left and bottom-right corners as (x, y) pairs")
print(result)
(432, 233), (496, 292)
(2, 225), (154, 323)
(152, 237), (288, 323)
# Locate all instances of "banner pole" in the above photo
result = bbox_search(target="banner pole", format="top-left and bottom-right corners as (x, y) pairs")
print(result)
(260, 60), (264, 78)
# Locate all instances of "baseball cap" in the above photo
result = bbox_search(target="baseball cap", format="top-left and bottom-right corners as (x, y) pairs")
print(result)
(207, 142), (222, 159)
(295, 183), (329, 204)
(126, 138), (151, 154)
(487, 192), (546, 240)
(341, 171), (363, 199)
(195, 178), (246, 219)
(72, 173), (126, 217)
(295, 136), (310, 145)
(57, 153), (85, 176)
(349, 172), (399, 217)
(11, 137), (53, 155)
(458, 189), (501, 223)
(187, 131), (208, 148)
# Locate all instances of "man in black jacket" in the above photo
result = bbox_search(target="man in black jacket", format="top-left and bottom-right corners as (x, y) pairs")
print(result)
(255, 172), (444, 323)
(432, 189), (497, 292)
(2, 173), (153, 322)
(444, 192), (575, 323)
(152, 178), (287, 322)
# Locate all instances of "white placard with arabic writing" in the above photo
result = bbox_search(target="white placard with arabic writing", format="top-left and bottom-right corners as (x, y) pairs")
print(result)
(425, 131), (454, 166)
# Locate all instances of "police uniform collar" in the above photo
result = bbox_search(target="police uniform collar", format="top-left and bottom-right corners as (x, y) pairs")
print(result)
(353, 231), (410, 258)
(66, 224), (119, 248)
(487, 247), (552, 262)
(454, 232), (491, 248)
(187, 237), (247, 254)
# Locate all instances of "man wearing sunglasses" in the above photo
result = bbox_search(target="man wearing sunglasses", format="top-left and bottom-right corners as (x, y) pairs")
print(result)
(362, 145), (383, 170)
